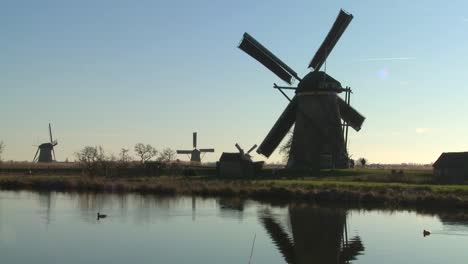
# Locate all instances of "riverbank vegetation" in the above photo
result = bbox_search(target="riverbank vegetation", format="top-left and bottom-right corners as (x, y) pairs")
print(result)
(1, 167), (468, 209)
(0, 145), (462, 210)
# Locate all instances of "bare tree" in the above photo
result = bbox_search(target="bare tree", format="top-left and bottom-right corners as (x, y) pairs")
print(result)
(119, 148), (133, 163)
(279, 130), (293, 163)
(76, 146), (99, 162)
(134, 143), (157, 164)
(117, 148), (133, 169)
(75, 146), (100, 175)
(0, 141), (4, 161)
(157, 148), (177, 163)
(76, 146), (117, 176)
(358, 158), (367, 167)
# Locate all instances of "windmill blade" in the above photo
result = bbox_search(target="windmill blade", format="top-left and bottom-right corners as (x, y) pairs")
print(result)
(235, 143), (244, 154)
(337, 97), (365, 131)
(177, 150), (192, 154)
(199, 149), (214, 153)
(193, 132), (197, 148)
(247, 144), (258, 154)
(239, 32), (300, 85)
(308, 9), (353, 71)
(52, 147), (56, 161)
(49, 123), (53, 143)
(257, 97), (297, 157)
(33, 148), (40, 162)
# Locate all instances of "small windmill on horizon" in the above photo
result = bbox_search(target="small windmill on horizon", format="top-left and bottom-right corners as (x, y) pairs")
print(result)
(33, 123), (58, 163)
(177, 132), (214, 163)
(235, 143), (257, 161)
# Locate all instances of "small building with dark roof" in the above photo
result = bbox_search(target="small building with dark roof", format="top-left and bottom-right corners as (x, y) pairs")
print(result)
(433, 152), (468, 183)
(217, 153), (264, 178)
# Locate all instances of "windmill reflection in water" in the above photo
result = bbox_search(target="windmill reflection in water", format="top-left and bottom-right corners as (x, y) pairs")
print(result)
(260, 206), (364, 264)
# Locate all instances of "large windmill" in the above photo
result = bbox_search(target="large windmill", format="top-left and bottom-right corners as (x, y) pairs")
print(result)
(238, 9), (365, 170)
(177, 132), (214, 162)
(33, 123), (58, 163)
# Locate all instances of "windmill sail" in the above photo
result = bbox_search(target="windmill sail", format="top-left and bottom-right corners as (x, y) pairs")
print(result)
(199, 149), (215, 153)
(239, 33), (299, 84)
(235, 143), (244, 155)
(177, 150), (192, 154)
(49, 123), (53, 143)
(257, 97), (297, 157)
(308, 9), (353, 70)
(193, 132), (197, 148)
(33, 148), (40, 162)
(247, 144), (257, 154)
(337, 97), (365, 131)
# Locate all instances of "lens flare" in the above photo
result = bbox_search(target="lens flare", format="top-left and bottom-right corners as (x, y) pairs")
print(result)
(377, 68), (389, 79)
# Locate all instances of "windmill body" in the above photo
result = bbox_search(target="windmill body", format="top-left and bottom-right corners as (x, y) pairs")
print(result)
(177, 132), (214, 163)
(288, 71), (348, 169)
(238, 9), (365, 171)
(33, 123), (58, 163)
(189, 149), (202, 163)
(37, 143), (54, 162)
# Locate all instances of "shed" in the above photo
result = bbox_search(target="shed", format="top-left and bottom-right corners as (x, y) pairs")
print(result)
(217, 153), (263, 178)
(433, 152), (468, 182)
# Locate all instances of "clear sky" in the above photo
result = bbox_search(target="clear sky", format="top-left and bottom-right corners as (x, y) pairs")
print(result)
(1, 0), (468, 164)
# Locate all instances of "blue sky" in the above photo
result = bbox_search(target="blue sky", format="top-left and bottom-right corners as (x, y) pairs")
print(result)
(1, 0), (468, 163)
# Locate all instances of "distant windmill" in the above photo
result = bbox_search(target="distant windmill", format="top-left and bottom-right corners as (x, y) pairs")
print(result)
(235, 143), (257, 161)
(177, 132), (214, 162)
(238, 9), (365, 170)
(33, 123), (58, 163)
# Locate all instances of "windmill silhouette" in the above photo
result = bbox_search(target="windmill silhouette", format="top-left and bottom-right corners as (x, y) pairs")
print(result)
(176, 132), (214, 162)
(33, 123), (58, 163)
(238, 9), (365, 170)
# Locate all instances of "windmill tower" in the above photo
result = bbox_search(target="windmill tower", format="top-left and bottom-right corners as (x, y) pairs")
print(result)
(177, 132), (214, 163)
(33, 123), (58, 163)
(238, 9), (365, 171)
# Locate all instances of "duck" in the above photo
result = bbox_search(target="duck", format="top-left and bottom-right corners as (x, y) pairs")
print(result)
(97, 212), (107, 220)
(423, 229), (431, 237)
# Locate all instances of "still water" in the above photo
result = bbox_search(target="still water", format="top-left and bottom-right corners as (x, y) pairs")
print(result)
(1, 190), (468, 264)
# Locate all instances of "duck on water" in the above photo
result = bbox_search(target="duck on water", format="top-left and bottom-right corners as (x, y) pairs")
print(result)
(423, 229), (431, 237)
(97, 212), (107, 220)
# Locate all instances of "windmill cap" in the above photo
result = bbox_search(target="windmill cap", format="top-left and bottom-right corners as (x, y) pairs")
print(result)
(38, 143), (54, 149)
(297, 71), (342, 93)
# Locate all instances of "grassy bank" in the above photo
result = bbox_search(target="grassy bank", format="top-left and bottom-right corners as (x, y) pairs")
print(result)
(1, 169), (468, 209)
